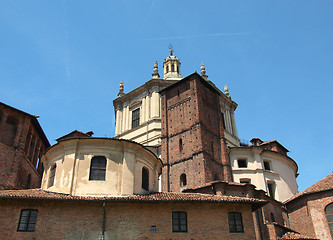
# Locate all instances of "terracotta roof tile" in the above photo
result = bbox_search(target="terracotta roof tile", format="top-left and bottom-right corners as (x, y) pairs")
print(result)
(0, 189), (266, 204)
(183, 180), (247, 191)
(279, 232), (318, 240)
(56, 130), (92, 142)
(285, 173), (333, 203)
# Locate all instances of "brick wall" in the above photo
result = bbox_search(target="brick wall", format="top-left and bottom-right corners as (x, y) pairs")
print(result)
(0, 198), (257, 240)
(160, 73), (232, 192)
(287, 191), (333, 240)
(0, 104), (49, 190)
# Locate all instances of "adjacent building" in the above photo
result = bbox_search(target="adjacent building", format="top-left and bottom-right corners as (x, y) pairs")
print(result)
(285, 173), (333, 239)
(0, 102), (50, 190)
(230, 138), (299, 202)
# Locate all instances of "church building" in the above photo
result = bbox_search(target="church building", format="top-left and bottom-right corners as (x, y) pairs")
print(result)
(0, 50), (331, 240)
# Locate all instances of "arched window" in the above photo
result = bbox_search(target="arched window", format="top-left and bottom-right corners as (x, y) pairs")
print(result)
(166, 66), (169, 73)
(25, 174), (31, 189)
(24, 132), (32, 154)
(48, 164), (56, 188)
(271, 212), (275, 222)
(211, 141), (214, 156)
(180, 174), (187, 187)
(267, 182), (275, 199)
(89, 156), (107, 181)
(213, 174), (219, 181)
(325, 203), (333, 236)
(142, 167), (149, 191)
(179, 138), (183, 152)
(2, 115), (18, 146)
(171, 64), (175, 72)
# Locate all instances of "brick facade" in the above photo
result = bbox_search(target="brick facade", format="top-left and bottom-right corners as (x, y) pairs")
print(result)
(160, 73), (232, 192)
(184, 180), (290, 240)
(286, 190), (333, 240)
(0, 103), (50, 190)
(0, 198), (257, 240)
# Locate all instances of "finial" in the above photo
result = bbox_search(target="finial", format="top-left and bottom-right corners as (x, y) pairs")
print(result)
(200, 63), (208, 80)
(152, 60), (160, 79)
(169, 44), (173, 56)
(224, 85), (231, 98)
(118, 80), (125, 97)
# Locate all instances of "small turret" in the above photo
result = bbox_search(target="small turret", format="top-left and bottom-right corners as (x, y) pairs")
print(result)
(200, 63), (208, 80)
(163, 47), (181, 80)
(118, 80), (125, 97)
(224, 85), (231, 99)
(151, 61), (160, 79)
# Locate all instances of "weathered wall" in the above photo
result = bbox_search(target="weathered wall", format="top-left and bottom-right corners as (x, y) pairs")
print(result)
(41, 138), (161, 196)
(287, 191), (333, 240)
(230, 147), (298, 202)
(0, 104), (49, 190)
(0, 199), (257, 240)
(160, 74), (232, 192)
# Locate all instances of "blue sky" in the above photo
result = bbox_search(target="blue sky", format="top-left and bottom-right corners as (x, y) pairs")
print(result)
(1, 0), (332, 192)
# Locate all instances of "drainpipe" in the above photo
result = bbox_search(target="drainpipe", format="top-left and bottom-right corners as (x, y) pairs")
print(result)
(101, 201), (106, 240)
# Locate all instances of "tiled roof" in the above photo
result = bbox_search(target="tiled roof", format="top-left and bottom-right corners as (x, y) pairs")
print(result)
(56, 130), (92, 142)
(183, 180), (247, 191)
(0, 189), (266, 204)
(279, 232), (318, 240)
(285, 173), (333, 203)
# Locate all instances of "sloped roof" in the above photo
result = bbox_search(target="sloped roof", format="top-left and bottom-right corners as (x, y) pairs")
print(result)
(250, 138), (289, 152)
(285, 173), (333, 203)
(0, 102), (50, 147)
(159, 72), (220, 95)
(279, 232), (318, 240)
(56, 130), (92, 142)
(260, 140), (289, 152)
(0, 189), (266, 205)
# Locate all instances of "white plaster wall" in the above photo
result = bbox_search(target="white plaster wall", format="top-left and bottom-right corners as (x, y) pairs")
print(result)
(230, 148), (298, 202)
(41, 139), (162, 196)
(115, 88), (162, 147)
(261, 152), (298, 201)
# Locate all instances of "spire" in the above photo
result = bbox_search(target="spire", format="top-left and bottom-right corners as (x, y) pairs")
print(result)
(163, 47), (181, 80)
(169, 46), (173, 56)
(118, 80), (125, 97)
(224, 85), (231, 98)
(200, 63), (208, 80)
(152, 60), (160, 79)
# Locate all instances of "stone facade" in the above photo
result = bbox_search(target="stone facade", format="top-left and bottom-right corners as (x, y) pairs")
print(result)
(0, 102), (50, 190)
